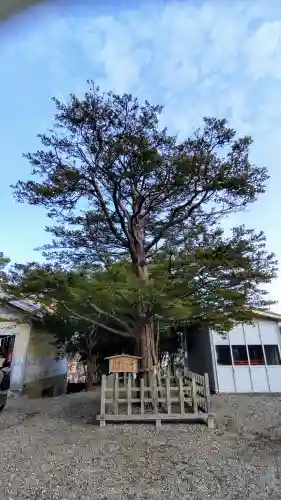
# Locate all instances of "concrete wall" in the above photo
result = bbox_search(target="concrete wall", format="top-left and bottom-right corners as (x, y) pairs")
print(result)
(23, 323), (67, 398)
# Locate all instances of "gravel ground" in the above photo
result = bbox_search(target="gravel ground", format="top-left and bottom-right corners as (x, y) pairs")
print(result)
(1, 391), (281, 500)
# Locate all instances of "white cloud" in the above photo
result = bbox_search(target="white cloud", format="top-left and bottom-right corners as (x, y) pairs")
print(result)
(245, 20), (281, 79)
(2, 0), (281, 305)
(67, 1), (281, 140)
(72, 2), (281, 308)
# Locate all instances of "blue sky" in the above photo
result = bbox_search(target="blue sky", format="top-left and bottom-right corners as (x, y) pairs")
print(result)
(1, 0), (281, 304)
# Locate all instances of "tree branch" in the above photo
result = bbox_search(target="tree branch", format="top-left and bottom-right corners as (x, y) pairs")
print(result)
(88, 300), (134, 336)
(85, 323), (99, 352)
(62, 302), (132, 338)
(145, 189), (213, 252)
(76, 144), (128, 247)
(112, 180), (137, 260)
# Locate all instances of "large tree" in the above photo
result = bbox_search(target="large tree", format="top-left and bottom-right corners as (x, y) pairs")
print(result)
(12, 83), (276, 374)
(5, 223), (277, 376)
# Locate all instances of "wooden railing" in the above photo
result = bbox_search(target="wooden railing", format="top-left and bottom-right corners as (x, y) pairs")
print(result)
(97, 370), (214, 428)
(183, 370), (210, 413)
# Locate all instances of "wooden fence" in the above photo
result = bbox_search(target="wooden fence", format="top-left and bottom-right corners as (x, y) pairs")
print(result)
(183, 370), (211, 413)
(97, 371), (214, 428)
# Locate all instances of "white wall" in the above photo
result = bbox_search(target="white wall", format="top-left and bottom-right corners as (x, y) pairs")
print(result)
(211, 317), (281, 393)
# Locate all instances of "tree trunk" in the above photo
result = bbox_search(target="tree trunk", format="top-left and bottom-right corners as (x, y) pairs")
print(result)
(139, 320), (155, 374)
(86, 354), (97, 390)
(134, 336), (140, 357)
(135, 270), (157, 381)
(132, 223), (158, 383)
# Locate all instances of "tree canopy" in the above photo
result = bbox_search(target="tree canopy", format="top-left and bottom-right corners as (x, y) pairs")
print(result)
(11, 82), (277, 374)
(0, 252), (10, 282)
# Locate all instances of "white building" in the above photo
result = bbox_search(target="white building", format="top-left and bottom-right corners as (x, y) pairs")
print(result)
(186, 310), (281, 393)
(0, 299), (67, 398)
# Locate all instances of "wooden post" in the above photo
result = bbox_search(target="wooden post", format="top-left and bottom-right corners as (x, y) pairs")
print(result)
(204, 373), (211, 414)
(140, 377), (145, 415)
(114, 374), (119, 415)
(207, 415), (215, 429)
(152, 371), (158, 414)
(154, 369), (161, 428)
(100, 374), (107, 427)
(191, 373), (198, 414)
(157, 369), (163, 404)
(166, 373), (171, 414)
(127, 375), (132, 416)
(179, 376), (185, 414)
(155, 415), (162, 428)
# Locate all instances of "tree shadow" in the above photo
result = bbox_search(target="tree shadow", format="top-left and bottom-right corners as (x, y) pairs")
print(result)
(53, 391), (101, 426)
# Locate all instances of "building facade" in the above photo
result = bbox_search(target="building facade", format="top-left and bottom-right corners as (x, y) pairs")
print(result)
(186, 310), (281, 393)
(0, 300), (67, 398)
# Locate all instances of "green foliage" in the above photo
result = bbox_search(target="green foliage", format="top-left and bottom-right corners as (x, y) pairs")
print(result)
(5, 262), (135, 359)
(6, 217), (278, 350)
(159, 223), (277, 332)
(43, 312), (134, 360)
(9, 83), (278, 364)
(0, 252), (10, 280)
(13, 83), (268, 271)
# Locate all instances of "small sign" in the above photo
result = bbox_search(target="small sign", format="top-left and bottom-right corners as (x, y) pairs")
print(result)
(105, 355), (141, 374)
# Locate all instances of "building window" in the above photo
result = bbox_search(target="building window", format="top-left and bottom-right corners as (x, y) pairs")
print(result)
(264, 345), (281, 365)
(232, 345), (248, 365)
(248, 345), (265, 365)
(216, 345), (232, 365)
